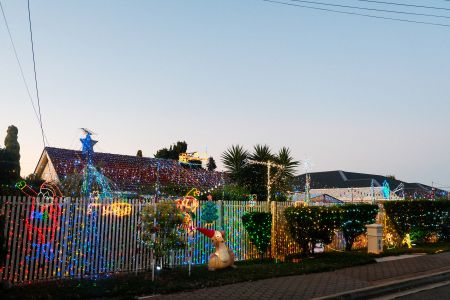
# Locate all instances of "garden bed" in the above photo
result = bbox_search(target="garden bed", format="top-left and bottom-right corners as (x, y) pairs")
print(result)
(1, 242), (450, 299)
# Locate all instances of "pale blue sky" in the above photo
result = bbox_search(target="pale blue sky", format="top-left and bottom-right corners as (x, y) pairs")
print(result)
(1, 0), (449, 188)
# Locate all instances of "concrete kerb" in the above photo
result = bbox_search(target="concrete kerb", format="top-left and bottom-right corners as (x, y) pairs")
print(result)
(314, 270), (450, 300)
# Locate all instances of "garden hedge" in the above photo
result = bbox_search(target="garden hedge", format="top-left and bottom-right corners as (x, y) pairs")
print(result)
(341, 204), (378, 251)
(242, 212), (272, 256)
(284, 206), (341, 254)
(384, 200), (450, 242)
(284, 204), (378, 253)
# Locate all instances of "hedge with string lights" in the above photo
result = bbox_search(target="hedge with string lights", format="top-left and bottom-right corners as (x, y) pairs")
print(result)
(284, 206), (341, 255)
(284, 204), (379, 253)
(242, 212), (272, 256)
(384, 200), (450, 243)
(341, 204), (378, 251)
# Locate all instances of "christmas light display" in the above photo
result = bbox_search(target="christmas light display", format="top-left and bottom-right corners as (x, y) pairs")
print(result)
(382, 180), (391, 200)
(284, 206), (341, 254)
(87, 202), (132, 217)
(242, 212), (272, 256)
(340, 204), (378, 251)
(176, 188), (200, 232)
(384, 200), (450, 244)
(200, 194), (218, 224)
(402, 233), (413, 248)
(246, 194), (257, 208)
(247, 159), (285, 202)
(16, 180), (63, 244)
(44, 146), (225, 198)
(196, 228), (236, 271)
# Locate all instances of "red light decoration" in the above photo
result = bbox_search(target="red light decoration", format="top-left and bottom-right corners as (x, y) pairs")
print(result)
(16, 180), (63, 244)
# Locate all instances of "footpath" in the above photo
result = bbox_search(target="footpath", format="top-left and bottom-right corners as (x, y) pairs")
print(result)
(141, 252), (450, 300)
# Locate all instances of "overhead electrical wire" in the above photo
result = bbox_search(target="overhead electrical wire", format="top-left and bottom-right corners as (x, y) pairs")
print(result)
(27, 0), (47, 148)
(351, 0), (450, 12)
(263, 0), (450, 27)
(0, 0), (49, 146)
(288, 0), (450, 19)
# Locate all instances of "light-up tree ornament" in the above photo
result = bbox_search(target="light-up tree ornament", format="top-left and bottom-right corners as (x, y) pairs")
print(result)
(201, 194), (218, 224)
(78, 128), (118, 200)
(80, 128), (98, 198)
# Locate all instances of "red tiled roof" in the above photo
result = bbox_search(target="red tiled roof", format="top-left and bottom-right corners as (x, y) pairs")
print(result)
(44, 147), (224, 193)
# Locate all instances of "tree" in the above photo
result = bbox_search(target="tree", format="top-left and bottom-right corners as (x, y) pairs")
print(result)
(154, 141), (187, 160)
(273, 147), (299, 194)
(221, 145), (249, 186)
(136, 150), (143, 157)
(141, 201), (186, 262)
(0, 125), (20, 182)
(222, 144), (299, 201)
(206, 157), (217, 171)
(247, 144), (275, 200)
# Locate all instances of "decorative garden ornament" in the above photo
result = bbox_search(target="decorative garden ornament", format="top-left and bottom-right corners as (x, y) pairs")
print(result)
(196, 227), (236, 271)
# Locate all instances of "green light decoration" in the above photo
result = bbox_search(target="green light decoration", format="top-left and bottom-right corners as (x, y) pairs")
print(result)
(242, 212), (272, 256)
(384, 200), (450, 244)
(201, 201), (219, 224)
(341, 204), (378, 251)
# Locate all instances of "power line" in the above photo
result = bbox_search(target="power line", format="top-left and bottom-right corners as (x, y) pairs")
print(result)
(0, 0), (49, 146)
(27, 0), (46, 148)
(351, 0), (450, 12)
(263, 0), (450, 27)
(288, 0), (450, 19)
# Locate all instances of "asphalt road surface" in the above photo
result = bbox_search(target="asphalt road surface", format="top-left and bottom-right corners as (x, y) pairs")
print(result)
(395, 283), (450, 300)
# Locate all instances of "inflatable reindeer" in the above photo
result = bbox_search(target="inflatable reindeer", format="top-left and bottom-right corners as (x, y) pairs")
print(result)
(197, 228), (236, 271)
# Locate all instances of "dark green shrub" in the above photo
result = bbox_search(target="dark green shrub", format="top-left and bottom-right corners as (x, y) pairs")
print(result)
(341, 204), (378, 251)
(384, 200), (450, 243)
(242, 212), (272, 256)
(284, 206), (341, 255)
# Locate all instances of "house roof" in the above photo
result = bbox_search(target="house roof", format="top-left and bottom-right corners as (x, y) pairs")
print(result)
(35, 147), (224, 193)
(293, 170), (447, 199)
(293, 193), (344, 204)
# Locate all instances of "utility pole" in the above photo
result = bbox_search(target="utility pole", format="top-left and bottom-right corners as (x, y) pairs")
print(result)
(248, 160), (285, 203)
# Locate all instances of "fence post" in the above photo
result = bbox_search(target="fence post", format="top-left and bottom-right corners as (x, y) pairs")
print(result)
(271, 201), (277, 260)
(218, 200), (223, 230)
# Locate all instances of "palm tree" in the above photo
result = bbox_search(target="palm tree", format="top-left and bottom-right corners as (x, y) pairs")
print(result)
(275, 147), (299, 178)
(250, 144), (274, 162)
(273, 147), (300, 196)
(221, 145), (249, 184)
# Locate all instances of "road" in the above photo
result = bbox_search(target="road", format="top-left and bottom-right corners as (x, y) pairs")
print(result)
(392, 282), (450, 300)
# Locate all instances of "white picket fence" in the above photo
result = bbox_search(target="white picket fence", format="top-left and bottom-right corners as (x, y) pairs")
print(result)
(0, 197), (301, 284)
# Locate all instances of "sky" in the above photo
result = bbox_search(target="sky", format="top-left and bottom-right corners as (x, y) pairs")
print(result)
(0, 0), (449, 189)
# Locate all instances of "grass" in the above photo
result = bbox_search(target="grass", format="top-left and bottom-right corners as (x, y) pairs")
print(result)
(1, 242), (449, 300)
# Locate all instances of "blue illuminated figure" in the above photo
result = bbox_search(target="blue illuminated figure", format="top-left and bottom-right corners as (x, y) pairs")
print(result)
(80, 129), (98, 198)
(382, 179), (390, 200)
(80, 129), (118, 200)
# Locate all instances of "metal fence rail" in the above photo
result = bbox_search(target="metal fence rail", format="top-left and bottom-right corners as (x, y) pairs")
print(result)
(0, 196), (302, 284)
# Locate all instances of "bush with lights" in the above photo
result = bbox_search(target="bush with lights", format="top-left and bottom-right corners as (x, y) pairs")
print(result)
(341, 204), (378, 251)
(242, 212), (272, 256)
(284, 206), (341, 255)
(140, 201), (186, 263)
(384, 200), (450, 243)
(198, 184), (250, 201)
